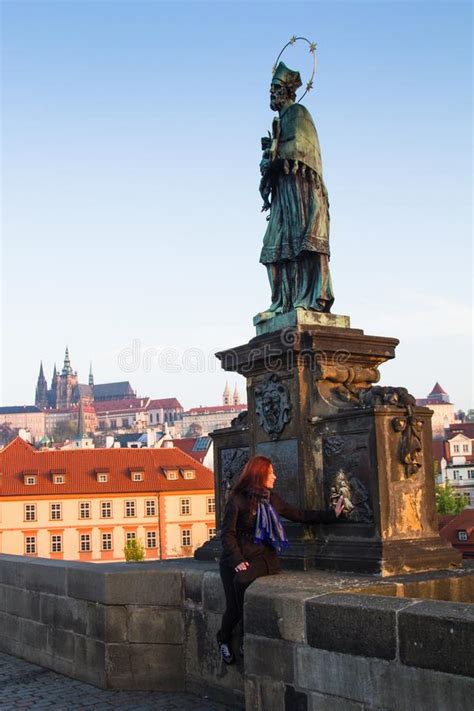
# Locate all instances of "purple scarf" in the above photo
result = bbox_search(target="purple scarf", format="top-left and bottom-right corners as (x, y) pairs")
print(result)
(251, 489), (289, 553)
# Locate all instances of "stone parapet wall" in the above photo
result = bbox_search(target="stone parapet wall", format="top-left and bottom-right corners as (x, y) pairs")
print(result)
(0, 555), (472, 710)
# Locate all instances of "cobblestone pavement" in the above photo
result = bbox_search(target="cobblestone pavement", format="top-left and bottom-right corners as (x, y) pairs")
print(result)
(0, 653), (233, 710)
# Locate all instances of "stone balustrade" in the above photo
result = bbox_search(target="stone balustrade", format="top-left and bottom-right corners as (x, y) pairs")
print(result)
(0, 554), (472, 710)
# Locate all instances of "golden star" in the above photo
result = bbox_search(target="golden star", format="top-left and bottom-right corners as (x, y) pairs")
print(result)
(289, 35), (297, 45)
(306, 80), (314, 91)
(309, 42), (317, 53)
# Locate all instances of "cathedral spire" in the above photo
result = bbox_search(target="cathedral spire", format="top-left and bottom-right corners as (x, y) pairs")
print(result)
(223, 380), (232, 406)
(233, 383), (241, 406)
(35, 361), (48, 409)
(62, 346), (73, 375)
(89, 361), (94, 387)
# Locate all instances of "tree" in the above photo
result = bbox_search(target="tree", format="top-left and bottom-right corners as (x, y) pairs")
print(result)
(52, 420), (77, 442)
(465, 409), (474, 423)
(436, 482), (468, 515)
(123, 538), (145, 562)
(0, 422), (17, 446)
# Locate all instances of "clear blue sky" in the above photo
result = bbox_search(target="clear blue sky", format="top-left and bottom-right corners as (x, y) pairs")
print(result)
(1, 0), (472, 410)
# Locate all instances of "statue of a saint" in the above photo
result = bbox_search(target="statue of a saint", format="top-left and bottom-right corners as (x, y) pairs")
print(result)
(259, 62), (334, 314)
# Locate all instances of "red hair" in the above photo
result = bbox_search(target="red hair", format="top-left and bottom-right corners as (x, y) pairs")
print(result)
(232, 455), (273, 495)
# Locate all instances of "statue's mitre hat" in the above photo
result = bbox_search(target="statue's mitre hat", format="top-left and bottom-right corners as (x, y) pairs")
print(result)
(272, 61), (302, 90)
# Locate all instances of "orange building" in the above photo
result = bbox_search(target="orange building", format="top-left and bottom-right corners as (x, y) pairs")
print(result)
(0, 437), (216, 562)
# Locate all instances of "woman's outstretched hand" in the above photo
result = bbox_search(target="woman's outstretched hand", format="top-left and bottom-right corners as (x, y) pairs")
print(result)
(335, 495), (345, 518)
(235, 561), (249, 572)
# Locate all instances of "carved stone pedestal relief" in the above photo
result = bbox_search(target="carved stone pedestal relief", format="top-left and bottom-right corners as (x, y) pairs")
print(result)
(201, 319), (461, 574)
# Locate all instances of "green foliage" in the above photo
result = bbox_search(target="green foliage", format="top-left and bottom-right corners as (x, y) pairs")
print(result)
(0, 423), (17, 446)
(52, 420), (77, 442)
(123, 538), (145, 562)
(436, 483), (468, 515)
(465, 409), (474, 422)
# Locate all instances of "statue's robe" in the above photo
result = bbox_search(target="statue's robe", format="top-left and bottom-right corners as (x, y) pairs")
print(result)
(260, 102), (334, 313)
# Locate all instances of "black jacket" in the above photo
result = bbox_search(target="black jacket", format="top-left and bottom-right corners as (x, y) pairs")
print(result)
(220, 490), (337, 572)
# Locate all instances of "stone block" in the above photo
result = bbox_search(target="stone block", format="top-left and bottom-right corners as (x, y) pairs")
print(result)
(202, 571), (226, 613)
(284, 684), (308, 711)
(246, 587), (322, 643)
(308, 692), (363, 711)
(20, 618), (48, 650)
(0, 611), (20, 640)
(296, 645), (474, 710)
(128, 606), (184, 644)
(0, 556), (26, 587)
(106, 643), (184, 691)
(0, 633), (20, 657)
(184, 608), (244, 692)
(245, 634), (295, 684)
(245, 675), (260, 710)
(184, 568), (206, 605)
(296, 646), (381, 703)
(306, 593), (413, 660)
(0, 584), (41, 620)
(40, 594), (88, 635)
(23, 559), (68, 596)
(68, 567), (183, 606)
(74, 635), (106, 687)
(398, 600), (474, 677)
(47, 627), (75, 661)
(373, 661), (474, 711)
(85, 601), (106, 639)
(106, 606), (127, 643)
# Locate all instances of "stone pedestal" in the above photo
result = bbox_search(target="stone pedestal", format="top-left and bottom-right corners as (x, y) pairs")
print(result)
(209, 314), (461, 574)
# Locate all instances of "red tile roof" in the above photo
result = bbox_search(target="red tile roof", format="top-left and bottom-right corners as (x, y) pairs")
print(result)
(185, 404), (247, 415)
(439, 509), (474, 558)
(447, 423), (474, 438)
(147, 398), (183, 410)
(430, 382), (448, 396)
(173, 438), (209, 464)
(0, 437), (214, 497)
(93, 398), (150, 414)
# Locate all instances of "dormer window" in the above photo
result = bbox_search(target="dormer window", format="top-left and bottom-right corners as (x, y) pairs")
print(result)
(181, 469), (196, 480)
(51, 470), (66, 484)
(96, 469), (109, 483)
(162, 468), (178, 481)
(23, 471), (37, 486)
(458, 530), (468, 542)
(130, 470), (144, 482)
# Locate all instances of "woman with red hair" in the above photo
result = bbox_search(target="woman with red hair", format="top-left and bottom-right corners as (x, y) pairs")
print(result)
(217, 455), (344, 664)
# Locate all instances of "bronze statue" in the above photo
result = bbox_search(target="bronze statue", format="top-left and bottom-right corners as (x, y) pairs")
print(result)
(259, 58), (334, 314)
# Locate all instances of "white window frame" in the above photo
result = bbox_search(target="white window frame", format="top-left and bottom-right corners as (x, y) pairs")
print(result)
(97, 473), (108, 483)
(206, 496), (216, 514)
(24, 476), (37, 486)
(25, 536), (36, 554)
(458, 530), (468, 542)
(79, 501), (91, 519)
(145, 499), (157, 516)
(24, 504), (37, 522)
(101, 501), (112, 519)
(180, 498), (191, 516)
(51, 535), (62, 553)
(80, 533), (91, 552)
(208, 528), (217, 541)
(50, 503), (62, 521)
(101, 532), (112, 551)
(146, 531), (157, 548)
(131, 471), (144, 482)
(181, 528), (192, 547)
(125, 500), (136, 517)
(53, 475), (65, 484)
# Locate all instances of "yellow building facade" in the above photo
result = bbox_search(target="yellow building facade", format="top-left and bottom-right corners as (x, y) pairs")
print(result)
(0, 438), (216, 562)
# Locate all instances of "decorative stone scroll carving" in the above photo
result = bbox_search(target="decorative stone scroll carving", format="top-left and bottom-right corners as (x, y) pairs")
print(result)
(329, 468), (374, 524)
(359, 386), (423, 478)
(255, 374), (292, 440)
(230, 410), (249, 429)
(318, 364), (380, 404)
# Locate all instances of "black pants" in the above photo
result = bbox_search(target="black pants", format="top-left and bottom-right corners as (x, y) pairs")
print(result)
(216, 558), (270, 644)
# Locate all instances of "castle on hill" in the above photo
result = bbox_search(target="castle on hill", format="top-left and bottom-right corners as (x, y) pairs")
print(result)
(35, 347), (135, 410)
